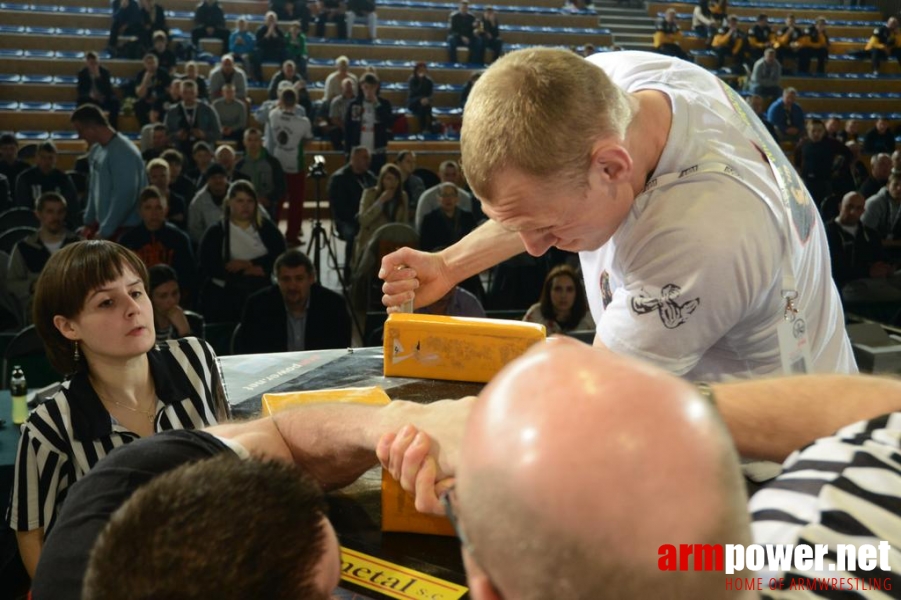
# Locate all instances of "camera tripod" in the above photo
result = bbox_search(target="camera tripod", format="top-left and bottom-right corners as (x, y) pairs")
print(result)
(306, 160), (365, 341)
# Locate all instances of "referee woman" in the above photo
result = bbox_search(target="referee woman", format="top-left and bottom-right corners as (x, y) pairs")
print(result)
(7, 240), (230, 576)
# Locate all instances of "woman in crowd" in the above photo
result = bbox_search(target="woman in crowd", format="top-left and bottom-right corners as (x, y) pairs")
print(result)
(199, 180), (286, 322)
(354, 164), (409, 269)
(523, 264), (595, 334)
(148, 264), (200, 342)
(407, 62), (434, 134)
(10, 240), (230, 576)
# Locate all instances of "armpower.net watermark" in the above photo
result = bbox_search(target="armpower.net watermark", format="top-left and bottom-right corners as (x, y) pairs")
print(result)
(658, 542), (894, 592)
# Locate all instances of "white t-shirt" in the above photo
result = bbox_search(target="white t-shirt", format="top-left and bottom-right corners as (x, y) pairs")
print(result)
(229, 221), (268, 261)
(360, 101), (377, 151)
(266, 107), (313, 174)
(579, 52), (855, 380)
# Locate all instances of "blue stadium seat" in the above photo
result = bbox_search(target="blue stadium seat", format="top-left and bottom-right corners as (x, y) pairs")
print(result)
(19, 101), (52, 111)
(51, 131), (79, 140)
(0, 74), (21, 83)
(0, 49), (23, 57)
(52, 102), (77, 112)
(56, 28), (83, 36)
(53, 76), (78, 85)
(0, 101), (18, 111)
(21, 75), (52, 84)
(24, 27), (55, 35)
(55, 51), (84, 59)
(15, 131), (50, 141)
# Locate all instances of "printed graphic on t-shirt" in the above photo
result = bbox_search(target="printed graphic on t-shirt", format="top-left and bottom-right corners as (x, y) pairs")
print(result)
(600, 270), (613, 309)
(630, 283), (700, 329)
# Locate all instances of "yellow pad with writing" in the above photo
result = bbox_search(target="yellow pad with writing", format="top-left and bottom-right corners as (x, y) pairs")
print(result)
(340, 547), (468, 600)
(383, 313), (546, 383)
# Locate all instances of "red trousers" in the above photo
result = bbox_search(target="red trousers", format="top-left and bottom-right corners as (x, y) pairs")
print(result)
(281, 172), (306, 243)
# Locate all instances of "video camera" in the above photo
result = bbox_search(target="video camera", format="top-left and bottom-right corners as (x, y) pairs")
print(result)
(308, 154), (327, 178)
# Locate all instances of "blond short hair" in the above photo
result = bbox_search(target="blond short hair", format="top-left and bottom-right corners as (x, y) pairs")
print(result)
(461, 48), (634, 199)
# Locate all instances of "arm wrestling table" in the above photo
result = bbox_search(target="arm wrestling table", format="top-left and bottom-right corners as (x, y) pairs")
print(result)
(220, 347), (480, 599)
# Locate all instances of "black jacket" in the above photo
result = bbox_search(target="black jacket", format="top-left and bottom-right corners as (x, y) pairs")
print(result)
(344, 96), (393, 155)
(194, 0), (226, 28)
(327, 163), (376, 229)
(77, 66), (115, 104)
(237, 284), (351, 353)
(825, 219), (886, 288)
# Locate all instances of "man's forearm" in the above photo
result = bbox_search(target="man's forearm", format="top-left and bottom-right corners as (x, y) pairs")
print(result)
(711, 374), (901, 463)
(441, 219), (525, 284)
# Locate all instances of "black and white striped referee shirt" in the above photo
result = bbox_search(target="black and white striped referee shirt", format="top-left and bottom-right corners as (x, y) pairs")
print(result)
(751, 412), (901, 598)
(6, 337), (230, 534)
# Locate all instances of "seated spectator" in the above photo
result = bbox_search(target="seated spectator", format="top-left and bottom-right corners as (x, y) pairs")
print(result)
(142, 123), (171, 161)
(130, 53), (171, 126)
(712, 15), (747, 74)
(825, 117), (842, 139)
(748, 94), (778, 140)
(826, 191), (901, 303)
(0, 132), (30, 188)
(447, 1), (484, 65)
(268, 60), (302, 101)
(346, 0), (377, 40)
(415, 285), (485, 318)
(119, 186), (196, 302)
(793, 118), (852, 204)
(229, 18), (262, 83)
(315, 0), (348, 39)
(237, 248), (351, 353)
(161, 148), (197, 206)
(407, 62), (435, 134)
(344, 73), (393, 174)
(188, 162), (229, 244)
(653, 8), (691, 62)
(199, 180), (286, 322)
(148, 264), (199, 341)
(285, 21), (309, 80)
(747, 13), (775, 64)
(256, 11), (287, 65)
(837, 117), (860, 144)
(271, 0), (311, 30)
(749, 48), (781, 98)
(798, 16), (829, 75)
(766, 87), (804, 143)
(419, 182), (477, 251)
(859, 152), (892, 199)
(108, 0), (143, 55)
(146, 157), (187, 229)
(396, 150), (424, 213)
(191, 0), (230, 55)
(208, 54), (248, 101)
(150, 30), (177, 74)
(353, 163), (409, 269)
(834, 140), (869, 198)
(72, 105), (146, 241)
(522, 264), (595, 334)
(460, 71), (481, 108)
(0, 172), (10, 213)
(415, 160), (473, 230)
(325, 77), (356, 149)
(776, 13), (803, 72)
(7, 192), (80, 325)
(139, 0), (169, 49)
(76, 52), (120, 130)
(328, 146), (375, 278)
(324, 57), (358, 106)
(235, 127), (286, 215)
(866, 16), (901, 75)
(863, 117), (897, 155)
(185, 141), (214, 186)
(894, 149), (901, 175)
(862, 172), (901, 260)
(691, 2), (717, 43)
(151, 78), (182, 124)
(214, 145), (237, 180)
(213, 84), (247, 145)
(165, 80), (221, 160)
(14, 142), (79, 225)
(180, 61), (209, 101)
(478, 7), (503, 63)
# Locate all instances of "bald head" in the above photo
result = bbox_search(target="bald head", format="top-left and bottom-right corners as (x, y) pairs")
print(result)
(838, 192), (865, 226)
(872, 153), (892, 180)
(458, 339), (751, 599)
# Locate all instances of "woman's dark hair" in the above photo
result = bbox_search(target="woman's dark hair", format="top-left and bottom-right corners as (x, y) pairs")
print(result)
(148, 264), (179, 295)
(33, 241), (149, 375)
(375, 164), (404, 221)
(538, 264), (589, 332)
(224, 179), (262, 228)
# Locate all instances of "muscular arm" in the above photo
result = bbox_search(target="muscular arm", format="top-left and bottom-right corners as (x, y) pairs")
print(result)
(712, 374), (901, 463)
(436, 219), (525, 283)
(205, 399), (472, 491)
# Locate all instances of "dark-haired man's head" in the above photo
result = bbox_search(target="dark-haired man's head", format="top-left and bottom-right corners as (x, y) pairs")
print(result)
(82, 456), (339, 600)
(274, 249), (316, 314)
(71, 105), (112, 144)
(35, 192), (67, 236)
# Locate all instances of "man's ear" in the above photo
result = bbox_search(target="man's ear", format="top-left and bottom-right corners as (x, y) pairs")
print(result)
(588, 141), (633, 185)
(53, 315), (79, 342)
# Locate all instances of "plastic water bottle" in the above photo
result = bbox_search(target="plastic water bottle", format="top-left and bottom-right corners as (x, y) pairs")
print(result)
(11, 365), (27, 425)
